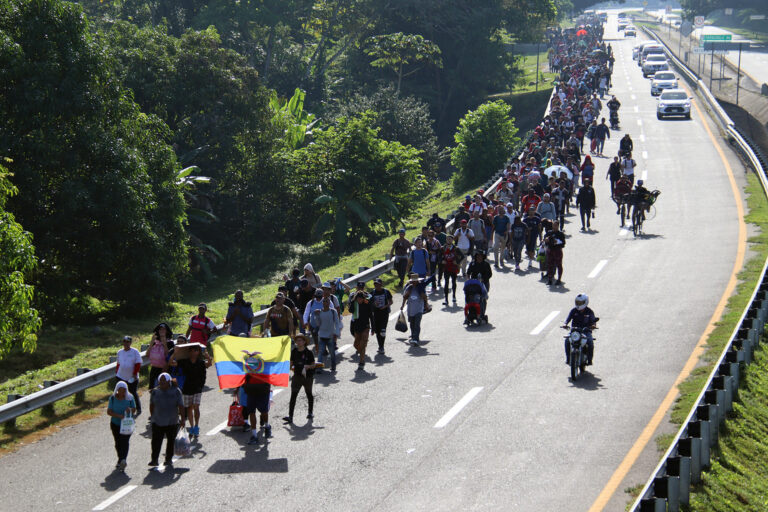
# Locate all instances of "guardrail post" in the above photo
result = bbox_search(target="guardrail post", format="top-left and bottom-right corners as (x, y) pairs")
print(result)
(700, 400), (719, 446)
(639, 498), (665, 511)
(358, 266), (369, 273)
(668, 455), (690, 507)
(108, 357), (118, 389)
(680, 435), (701, 484)
(4, 394), (24, 430)
(41, 381), (59, 417)
(343, 273), (353, 279)
(260, 305), (269, 311)
(75, 368), (90, 403)
(373, 260), (383, 266)
(692, 411), (712, 469)
(714, 375), (734, 414)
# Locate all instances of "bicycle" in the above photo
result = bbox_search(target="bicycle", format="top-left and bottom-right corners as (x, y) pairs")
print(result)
(631, 190), (660, 237)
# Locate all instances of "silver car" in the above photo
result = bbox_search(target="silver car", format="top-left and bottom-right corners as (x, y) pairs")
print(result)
(642, 55), (669, 77)
(650, 71), (678, 95)
(656, 89), (691, 120)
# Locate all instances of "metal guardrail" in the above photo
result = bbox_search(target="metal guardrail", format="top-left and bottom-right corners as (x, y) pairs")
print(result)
(0, 85), (558, 429)
(630, 26), (768, 512)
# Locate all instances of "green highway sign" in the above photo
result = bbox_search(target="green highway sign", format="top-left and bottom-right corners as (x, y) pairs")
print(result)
(701, 34), (732, 41)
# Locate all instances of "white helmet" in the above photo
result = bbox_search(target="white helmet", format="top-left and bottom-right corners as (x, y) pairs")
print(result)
(575, 293), (589, 311)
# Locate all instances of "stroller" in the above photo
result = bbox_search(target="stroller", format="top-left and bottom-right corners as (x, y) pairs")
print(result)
(463, 278), (488, 326)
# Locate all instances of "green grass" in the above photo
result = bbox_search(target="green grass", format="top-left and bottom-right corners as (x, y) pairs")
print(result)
(514, 50), (557, 94)
(706, 10), (768, 45)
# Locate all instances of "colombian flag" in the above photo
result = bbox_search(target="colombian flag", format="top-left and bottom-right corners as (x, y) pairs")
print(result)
(211, 335), (291, 389)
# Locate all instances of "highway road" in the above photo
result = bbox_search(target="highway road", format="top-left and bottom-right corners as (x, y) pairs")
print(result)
(0, 14), (750, 512)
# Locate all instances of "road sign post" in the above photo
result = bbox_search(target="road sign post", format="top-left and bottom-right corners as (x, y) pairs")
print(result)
(694, 15), (704, 28)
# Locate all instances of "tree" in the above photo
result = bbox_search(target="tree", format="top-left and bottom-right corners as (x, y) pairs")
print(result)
(364, 32), (442, 93)
(0, 0), (188, 316)
(451, 100), (519, 189)
(285, 113), (425, 250)
(0, 164), (41, 358)
(270, 88), (318, 150)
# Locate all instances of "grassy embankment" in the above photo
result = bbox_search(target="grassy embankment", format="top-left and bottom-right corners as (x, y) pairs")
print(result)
(706, 10), (768, 45)
(623, 170), (768, 506)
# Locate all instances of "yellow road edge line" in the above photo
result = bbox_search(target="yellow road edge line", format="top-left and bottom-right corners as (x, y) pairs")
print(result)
(587, 81), (748, 512)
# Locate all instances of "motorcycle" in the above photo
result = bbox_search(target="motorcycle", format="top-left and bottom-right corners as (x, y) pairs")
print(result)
(609, 109), (620, 130)
(562, 324), (597, 381)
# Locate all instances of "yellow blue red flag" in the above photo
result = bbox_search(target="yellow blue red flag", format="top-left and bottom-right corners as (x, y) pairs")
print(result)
(211, 335), (291, 389)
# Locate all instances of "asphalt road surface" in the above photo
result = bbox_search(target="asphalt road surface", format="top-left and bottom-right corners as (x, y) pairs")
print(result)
(0, 15), (749, 512)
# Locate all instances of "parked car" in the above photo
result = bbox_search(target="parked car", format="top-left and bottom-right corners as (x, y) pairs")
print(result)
(650, 71), (678, 95)
(656, 89), (691, 119)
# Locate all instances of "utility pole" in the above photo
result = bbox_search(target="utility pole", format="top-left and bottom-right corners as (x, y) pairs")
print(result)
(736, 42), (742, 105)
(709, 47), (714, 91)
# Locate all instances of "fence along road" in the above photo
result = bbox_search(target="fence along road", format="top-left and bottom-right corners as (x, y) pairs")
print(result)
(0, 16), (751, 512)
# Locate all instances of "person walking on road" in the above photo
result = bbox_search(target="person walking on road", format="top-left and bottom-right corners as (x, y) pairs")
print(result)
(441, 236), (461, 305)
(606, 156), (622, 196)
(370, 278), (393, 355)
(594, 118), (610, 157)
(576, 179), (597, 231)
(544, 221), (566, 286)
(186, 303), (217, 349)
(265, 293), (296, 337)
(349, 289), (375, 370)
(453, 219), (474, 277)
(225, 290), (254, 337)
(389, 228), (411, 288)
(406, 237), (430, 278)
(107, 381), (136, 472)
(169, 344), (211, 438)
(115, 335), (143, 416)
(148, 373), (184, 468)
(401, 273), (428, 345)
(468, 211), (487, 255)
(491, 207), (511, 268)
(315, 296), (340, 371)
(621, 152), (637, 185)
(283, 334), (316, 424)
(509, 216), (528, 271)
(147, 324), (171, 391)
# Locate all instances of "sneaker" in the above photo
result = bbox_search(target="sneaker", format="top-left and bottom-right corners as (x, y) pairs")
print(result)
(118, 459), (127, 471)
(358, 362), (365, 370)
(164, 459), (174, 468)
(191, 426), (199, 436)
(248, 434), (260, 445)
(264, 425), (272, 438)
(377, 347), (385, 354)
(452, 298), (457, 304)
(410, 339), (419, 346)
(443, 299), (448, 305)
(307, 413), (314, 420)
(148, 460), (159, 467)
(282, 416), (293, 424)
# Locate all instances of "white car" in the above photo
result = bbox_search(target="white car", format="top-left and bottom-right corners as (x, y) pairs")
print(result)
(642, 55), (669, 77)
(633, 42), (654, 60)
(625, 26), (637, 37)
(618, 19), (629, 30)
(650, 71), (678, 95)
(656, 89), (691, 119)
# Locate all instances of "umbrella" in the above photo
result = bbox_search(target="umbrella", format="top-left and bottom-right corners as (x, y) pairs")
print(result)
(544, 165), (573, 180)
(576, 29), (588, 37)
(591, 49), (606, 56)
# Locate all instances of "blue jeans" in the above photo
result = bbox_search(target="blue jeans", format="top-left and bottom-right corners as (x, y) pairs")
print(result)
(409, 313), (423, 341)
(597, 138), (605, 154)
(318, 337), (336, 369)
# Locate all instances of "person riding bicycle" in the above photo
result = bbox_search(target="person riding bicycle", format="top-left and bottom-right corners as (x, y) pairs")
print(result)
(619, 134), (633, 158)
(632, 180), (651, 210)
(613, 175), (633, 226)
(562, 294), (597, 366)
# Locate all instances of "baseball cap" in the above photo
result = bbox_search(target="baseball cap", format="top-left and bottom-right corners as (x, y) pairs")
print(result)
(314, 289), (323, 297)
(460, 219), (468, 224)
(398, 228), (406, 234)
(122, 336), (132, 343)
(373, 278), (383, 285)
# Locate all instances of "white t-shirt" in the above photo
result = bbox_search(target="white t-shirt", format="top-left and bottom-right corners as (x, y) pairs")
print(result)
(468, 202), (486, 215)
(622, 158), (636, 176)
(116, 347), (143, 383)
(453, 228), (474, 251)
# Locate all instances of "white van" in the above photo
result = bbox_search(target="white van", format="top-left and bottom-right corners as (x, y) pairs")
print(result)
(638, 44), (664, 67)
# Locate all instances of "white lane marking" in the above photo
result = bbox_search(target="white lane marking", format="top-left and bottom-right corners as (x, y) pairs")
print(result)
(634, 106), (639, 112)
(641, 170), (648, 181)
(631, 94), (636, 100)
(336, 344), (352, 354)
(92, 485), (138, 511)
(434, 387), (484, 428)
(530, 311), (560, 335)
(637, 119), (643, 126)
(619, 228), (631, 237)
(389, 311), (399, 321)
(640, 134), (646, 142)
(642, 151), (648, 159)
(206, 420), (228, 436)
(588, 260), (609, 279)
(628, 86), (633, 91)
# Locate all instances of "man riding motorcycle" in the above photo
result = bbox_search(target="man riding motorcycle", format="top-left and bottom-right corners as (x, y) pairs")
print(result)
(607, 96), (621, 129)
(562, 294), (597, 366)
(619, 134), (633, 158)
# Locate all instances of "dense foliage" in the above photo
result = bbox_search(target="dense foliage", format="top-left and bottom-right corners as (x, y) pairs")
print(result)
(451, 101), (520, 190)
(0, 0), (563, 338)
(0, 165), (41, 357)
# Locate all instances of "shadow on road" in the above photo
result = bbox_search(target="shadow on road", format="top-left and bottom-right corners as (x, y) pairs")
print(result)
(373, 352), (393, 366)
(207, 445), (289, 474)
(350, 368), (378, 383)
(282, 420), (325, 442)
(142, 466), (189, 488)
(101, 470), (131, 491)
(570, 372), (604, 390)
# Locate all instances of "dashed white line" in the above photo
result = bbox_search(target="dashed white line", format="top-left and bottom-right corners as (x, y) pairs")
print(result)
(93, 485), (138, 511)
(389, 311), (400, 321)
(530, 311), (560, 335)
(634, 106), (639, 113)
(619, 228), (631, 237)
(642, 151), (648, 159)
(588, 260), (609, 279)
(641, 170), (648, 181)
(639, 134), (646, 142)
(336, 343), (352, 354)
(637, 119), (643, 126)
(631, 94), (636, 100)
(434, 387), (484, 428)
(206, 420), (228, 436)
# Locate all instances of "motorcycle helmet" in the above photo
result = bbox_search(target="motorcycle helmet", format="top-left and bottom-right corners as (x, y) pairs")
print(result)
(575, 293), (589, 311)
(637, 179), (644, 186)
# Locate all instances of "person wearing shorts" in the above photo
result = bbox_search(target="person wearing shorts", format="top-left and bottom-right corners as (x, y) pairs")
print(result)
(169, 344), (211, 437)
(244, 374), (272, 445)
